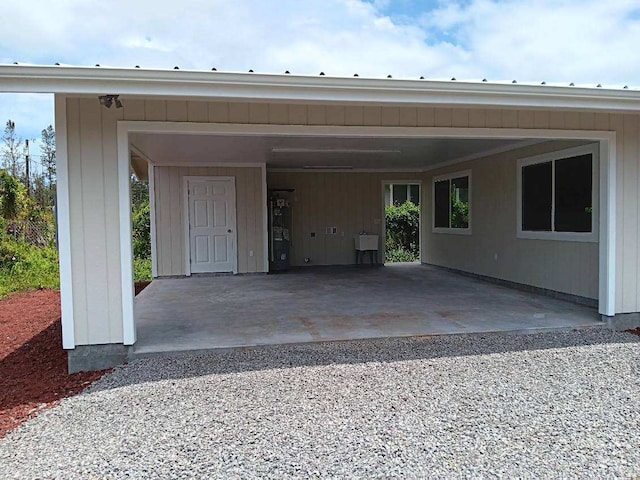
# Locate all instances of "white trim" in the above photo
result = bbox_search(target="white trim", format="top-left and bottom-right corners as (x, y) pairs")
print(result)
(600, 139), (616, 316)
(516, 144), (599, 243)
(3, 65), (640, 112)
(381, 180), (422, 264)
(148, 163), (158, 278)
(183, 176), (239, 275)
(261, 163), (269, 273)
(150, 162), (264, 168)
(54, 94), (75, 349)
(432, 169), (473, 235)
(183, 178), (191, 277)
(115, 121), (617, 334)
(117, 123), (136, 345)
(117, 122), (618, 141)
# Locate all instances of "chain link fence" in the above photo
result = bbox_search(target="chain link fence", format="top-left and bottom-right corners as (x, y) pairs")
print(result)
(5, 219), (56, 247)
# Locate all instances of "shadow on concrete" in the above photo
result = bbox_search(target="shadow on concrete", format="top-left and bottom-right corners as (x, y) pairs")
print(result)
(88, 328), (640, 393)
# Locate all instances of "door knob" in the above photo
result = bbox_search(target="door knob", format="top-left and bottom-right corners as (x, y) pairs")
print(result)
(228, 229), (232, 233)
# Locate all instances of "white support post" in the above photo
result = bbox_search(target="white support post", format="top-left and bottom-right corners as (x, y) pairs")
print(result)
(117, 124), (136, 345)
(599, 137), (617, 316)
(261, 163), (269, 273)
(54, 94), (75, 349)
(148, 163), (158, 278)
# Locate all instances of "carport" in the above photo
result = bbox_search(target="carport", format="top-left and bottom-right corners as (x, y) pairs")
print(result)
(4, 64), (635, 372)
(124, 120), (611, 355)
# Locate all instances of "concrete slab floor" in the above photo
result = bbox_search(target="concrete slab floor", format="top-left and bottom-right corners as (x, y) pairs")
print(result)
(133, 263), (603, 354)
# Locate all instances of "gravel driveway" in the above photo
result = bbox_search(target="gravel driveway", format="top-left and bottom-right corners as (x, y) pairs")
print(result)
(1, 329), (640, 478)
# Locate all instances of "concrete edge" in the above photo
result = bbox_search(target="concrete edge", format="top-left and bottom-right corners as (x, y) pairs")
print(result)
(69, 320), (611, 372)
(423, 263), (599, 309)
(604, 312), (640, 331)
(129, 322), (607, 361)
(67, 344), (131, 374)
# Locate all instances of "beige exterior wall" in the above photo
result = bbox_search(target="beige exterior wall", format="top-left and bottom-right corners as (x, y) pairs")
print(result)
(154, 166), (265, 276)
(62, 94), (640, 344)
(267, 172), (422, 266)
(424, 141), (599, 299)
(64, 97), (124, 345)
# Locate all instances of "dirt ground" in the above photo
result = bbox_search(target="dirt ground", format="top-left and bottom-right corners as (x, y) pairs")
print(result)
(0, 282), (150, 438)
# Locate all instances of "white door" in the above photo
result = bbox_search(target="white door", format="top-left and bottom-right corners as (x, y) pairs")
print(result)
(187, 177), (237, 273)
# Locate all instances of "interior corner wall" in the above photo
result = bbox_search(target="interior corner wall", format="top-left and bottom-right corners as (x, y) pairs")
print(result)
(423, 141), (599, 300)
(154, 166), (265, 275)
(266, 171), (423, 266)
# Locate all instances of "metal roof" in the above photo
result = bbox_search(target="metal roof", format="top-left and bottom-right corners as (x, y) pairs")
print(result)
(1, 63), (639, 112)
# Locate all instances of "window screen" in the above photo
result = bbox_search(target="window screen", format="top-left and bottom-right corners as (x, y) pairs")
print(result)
(392, 185), (408, 205)
(434, 180), (450, 228)
(409, 184), (420, 205)
(555, 154), (592, 232)
(522, 161), (552, 231)
(450, 176), (469, 229)
(434, 174), (470, 230)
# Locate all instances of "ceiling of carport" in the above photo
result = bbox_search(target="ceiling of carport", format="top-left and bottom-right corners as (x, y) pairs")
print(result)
(129, 133), (542, 170)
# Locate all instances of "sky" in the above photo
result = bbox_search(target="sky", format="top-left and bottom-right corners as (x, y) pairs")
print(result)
(1, 0), (640, 160)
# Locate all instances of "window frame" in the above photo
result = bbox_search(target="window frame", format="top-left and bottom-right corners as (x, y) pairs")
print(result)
(517, 144), (599, 242)
(432, 169), (472, 235)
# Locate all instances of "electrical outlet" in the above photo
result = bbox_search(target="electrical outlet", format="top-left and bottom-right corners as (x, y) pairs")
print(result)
(310, 232), (316, 237)
(249, 250), (254, 257)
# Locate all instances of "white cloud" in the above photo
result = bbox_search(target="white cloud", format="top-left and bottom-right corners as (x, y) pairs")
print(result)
(1, 0), (640, 139)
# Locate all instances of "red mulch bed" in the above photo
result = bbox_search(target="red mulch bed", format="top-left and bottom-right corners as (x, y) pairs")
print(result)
(0, 290), (111, 439)
(626, 327), (640, 336)
(135, 281), (151, 295)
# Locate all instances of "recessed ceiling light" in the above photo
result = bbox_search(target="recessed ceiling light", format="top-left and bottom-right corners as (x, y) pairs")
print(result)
(302, 165), (354, 170)
(271, 148), (401, 154)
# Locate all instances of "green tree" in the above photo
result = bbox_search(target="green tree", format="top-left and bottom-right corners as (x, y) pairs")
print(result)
(0, 170), (26, 220)
(40, 125), (56, 205)
(131, 174), (149, 211)
(1, 120), (23, 178)
(131, 174), (151, 259)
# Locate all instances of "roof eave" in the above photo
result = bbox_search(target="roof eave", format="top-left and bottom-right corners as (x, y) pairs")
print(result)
(1, 65), (640, 112)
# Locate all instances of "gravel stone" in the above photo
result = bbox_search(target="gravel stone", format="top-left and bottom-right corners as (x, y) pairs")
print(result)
(1, 329), (640, 478)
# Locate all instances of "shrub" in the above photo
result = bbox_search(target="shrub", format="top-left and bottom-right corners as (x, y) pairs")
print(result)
(0, 236), (59, 298)
(385, 201), (420, 262)
(133, 257), (152, 283)
(451, 197), (469, 229)
(132, 202), (151, 259)
(385, 246), (417, 263)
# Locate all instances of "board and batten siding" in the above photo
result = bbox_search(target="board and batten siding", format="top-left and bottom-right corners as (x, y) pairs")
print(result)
(64, 97), (124, 345)
(154, 166), (265, 276)
(267, 172), (422, 266)
(62, 95), (640, 345)
(424, 141), (599, 300)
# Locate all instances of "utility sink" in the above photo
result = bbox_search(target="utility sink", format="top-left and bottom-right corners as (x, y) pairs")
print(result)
(355, 234), (379, 251)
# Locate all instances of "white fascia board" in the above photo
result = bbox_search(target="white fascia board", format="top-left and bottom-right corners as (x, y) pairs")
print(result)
(2, 65), (640, 112)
